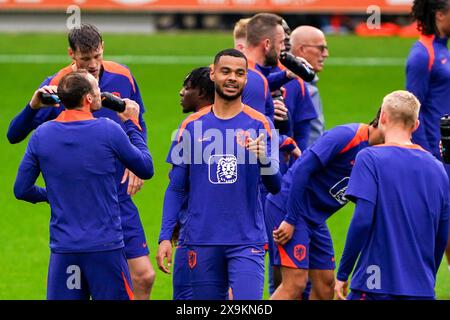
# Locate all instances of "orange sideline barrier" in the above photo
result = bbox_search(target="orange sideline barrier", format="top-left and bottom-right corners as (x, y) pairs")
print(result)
(0, 0), (412, 13)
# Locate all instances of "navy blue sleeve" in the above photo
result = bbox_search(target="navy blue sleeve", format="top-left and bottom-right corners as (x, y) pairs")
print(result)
(7, 104), (39, 144)
(13, 131), (48, 203)
(130, 75), (148, 142)
(266, 70), (292, 91)
(294, 120), (311, 152)
(406, 45), (430, 106)
(265, 90), (275, 121)
(260, 118), (282, 194)
(159, 165), (189, 242)
(291, 81), (317, 123)
(337, 198), (375, 281)
(7, 77), (60, 144)
(260, 165), (282, 194)
(285, 150), (322, 225)
(406, 45), (432, 151)
(107, 120), (154, 180)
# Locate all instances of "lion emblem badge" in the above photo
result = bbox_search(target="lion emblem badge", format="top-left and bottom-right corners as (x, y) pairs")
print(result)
(208, 155), (238, 184)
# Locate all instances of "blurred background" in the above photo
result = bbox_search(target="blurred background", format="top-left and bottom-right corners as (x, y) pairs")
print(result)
(0, 0), (415, 35)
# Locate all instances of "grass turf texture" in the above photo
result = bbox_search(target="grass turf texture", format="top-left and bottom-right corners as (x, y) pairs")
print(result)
(0, 32), (448, 300)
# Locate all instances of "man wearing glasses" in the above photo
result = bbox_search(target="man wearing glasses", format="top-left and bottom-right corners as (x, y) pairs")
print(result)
(290, 26), (330, 146)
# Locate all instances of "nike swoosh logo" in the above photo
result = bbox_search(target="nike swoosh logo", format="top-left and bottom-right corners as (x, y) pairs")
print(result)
(198, 136), (212, 142)
(251, 249), (262, 253)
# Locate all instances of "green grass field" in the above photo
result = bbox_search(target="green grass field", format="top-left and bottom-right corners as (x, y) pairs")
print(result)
(0, 32), (449, 300)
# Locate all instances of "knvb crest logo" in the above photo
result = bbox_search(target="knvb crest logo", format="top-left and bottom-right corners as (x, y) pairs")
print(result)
(188, 251), (197, 269)
(293, 245), (307, 262)
(209, 155), (238, 184)
(236, 130), (251, 148)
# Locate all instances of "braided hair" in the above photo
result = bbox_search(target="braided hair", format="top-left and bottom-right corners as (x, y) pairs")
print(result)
(183, 67), (214, 103)
(412, 0), (450, 35)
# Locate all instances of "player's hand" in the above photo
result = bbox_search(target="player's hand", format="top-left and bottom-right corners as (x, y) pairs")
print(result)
(30, 85), (60, 109)
(273, 99), (288, 122)
(285, 68), (298, 79)
(273, 221), (295, 245)
(156, 240), (173, 274)
(284, 56), (314, 78)
(118, 98), (140, 122)
(334, 280), (348, 300)
(247, 133), (266, 161)
(291, 147), (302, 159)
(121, 169), (144, 196)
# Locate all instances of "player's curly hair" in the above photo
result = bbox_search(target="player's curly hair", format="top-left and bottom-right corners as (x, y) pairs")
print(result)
(412, 0), (450, 35)
(183, 67), (214, 103)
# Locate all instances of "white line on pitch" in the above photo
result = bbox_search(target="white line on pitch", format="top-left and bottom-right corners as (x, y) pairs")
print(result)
(0, 55), (406, 66)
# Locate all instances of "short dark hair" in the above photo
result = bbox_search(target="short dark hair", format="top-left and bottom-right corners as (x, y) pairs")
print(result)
(57, 70), (93, 109)
(213, 48), (248, 68)
(370, 107), (382, 128)
(246, 13), (283, 47)
(68, 24), (103, 53)
(184, 67), (214, 102)
(412, 0), (450, 35)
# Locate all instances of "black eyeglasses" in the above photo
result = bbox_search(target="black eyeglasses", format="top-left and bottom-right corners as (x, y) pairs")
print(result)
(301, 44), (329, 53)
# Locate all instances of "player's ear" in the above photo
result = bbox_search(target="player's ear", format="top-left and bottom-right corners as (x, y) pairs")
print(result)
(68, 47), (75, 60)
(380, 109), (387, 125)
(436, 10), (445, 23)
(412, 119), (420, 133)
(210, 65), (215, 81)
(263, 38), (270, 52)
(100, 41), (105, 51)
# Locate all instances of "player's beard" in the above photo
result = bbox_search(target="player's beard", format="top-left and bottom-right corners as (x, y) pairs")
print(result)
(264, 45), (279, 67)
(215, 84), (243, 101)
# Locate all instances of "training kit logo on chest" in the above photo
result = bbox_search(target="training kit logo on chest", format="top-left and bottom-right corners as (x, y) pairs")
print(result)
(209, 154), (238, 184)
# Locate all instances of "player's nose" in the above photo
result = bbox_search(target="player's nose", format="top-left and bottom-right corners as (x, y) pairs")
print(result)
(88, 59), (98, 68)
(228, 72), (237, 81)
